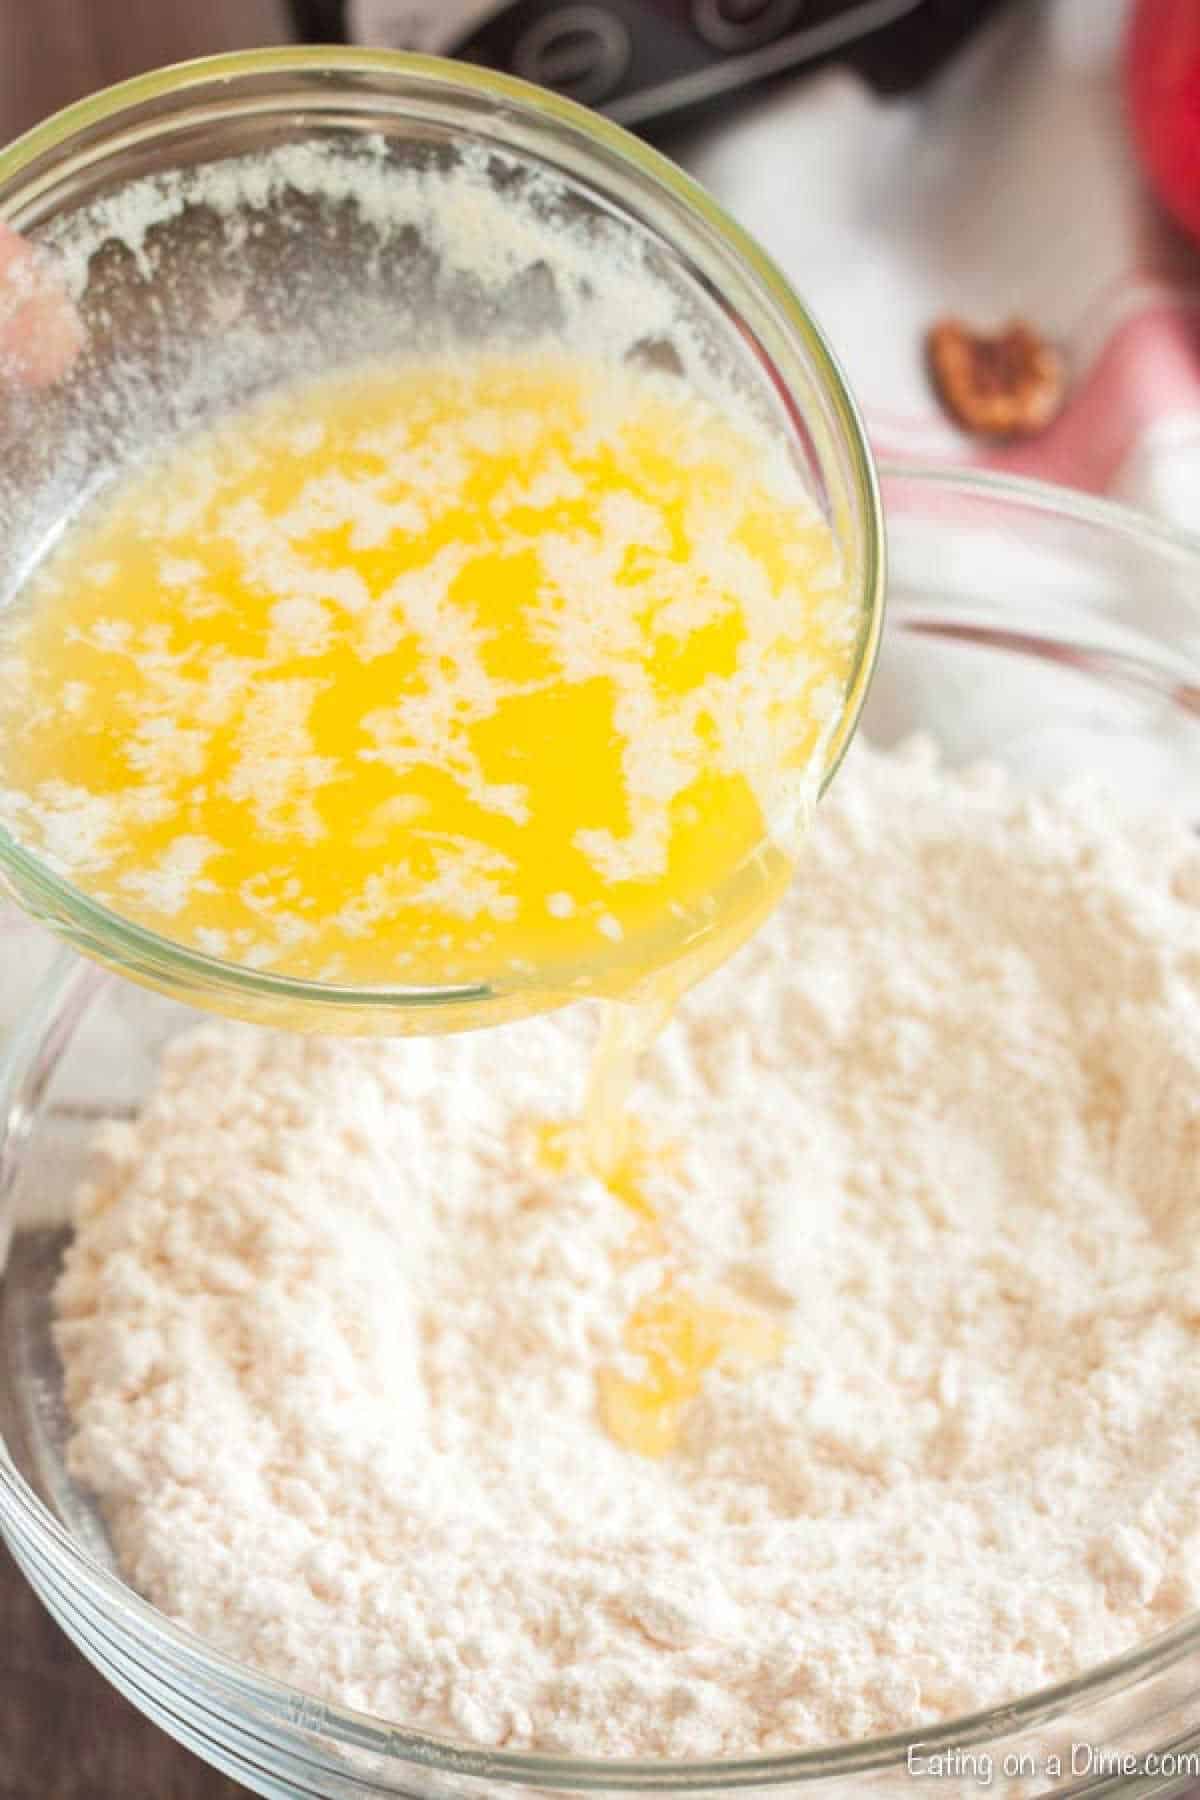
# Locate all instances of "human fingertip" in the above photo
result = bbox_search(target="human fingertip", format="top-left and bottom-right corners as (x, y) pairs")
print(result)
(0, 283), (84, 389)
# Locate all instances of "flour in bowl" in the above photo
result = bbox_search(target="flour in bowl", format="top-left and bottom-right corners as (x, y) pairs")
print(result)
(54, 739), (1200, 1756)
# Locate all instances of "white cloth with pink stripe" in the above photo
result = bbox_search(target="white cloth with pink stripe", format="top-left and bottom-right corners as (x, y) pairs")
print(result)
(679, 0), (1200, 518)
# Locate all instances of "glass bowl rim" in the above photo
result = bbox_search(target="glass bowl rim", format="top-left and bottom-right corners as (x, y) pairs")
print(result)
(0, 43), (884, 1018)
(884, 458), (1200, 562)
(5, 459), (1200, 1785)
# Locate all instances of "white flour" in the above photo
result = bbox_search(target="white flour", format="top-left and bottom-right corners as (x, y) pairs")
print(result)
(54, 738), (1200, 1757)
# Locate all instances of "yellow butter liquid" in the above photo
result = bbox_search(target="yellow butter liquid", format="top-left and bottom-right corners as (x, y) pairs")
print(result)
(0, 352), (853, 995)
(599, 1284), (787, 1459)
(0, 349), (855, 1452)
(537, 1112), (786, 1457)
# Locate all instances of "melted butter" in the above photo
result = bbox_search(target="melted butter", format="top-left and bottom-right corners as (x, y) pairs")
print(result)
(598, 1283), (786, 1459)
(0, 350), (854, 1002)
(534, 1114), (665, 1224)
(536, 966), (790, 1460)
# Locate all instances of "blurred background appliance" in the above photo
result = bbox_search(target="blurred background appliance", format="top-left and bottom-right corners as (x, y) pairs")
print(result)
(290, 0), (1019, 131)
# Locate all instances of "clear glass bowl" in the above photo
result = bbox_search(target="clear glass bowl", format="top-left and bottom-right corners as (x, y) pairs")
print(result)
(4, 467), (1200, 1798)
(0, 47), (882, 1036)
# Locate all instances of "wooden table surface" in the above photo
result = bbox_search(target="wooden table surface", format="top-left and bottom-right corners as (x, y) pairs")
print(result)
(0, 0), (291, 142)
(0, 10), (292, 1798)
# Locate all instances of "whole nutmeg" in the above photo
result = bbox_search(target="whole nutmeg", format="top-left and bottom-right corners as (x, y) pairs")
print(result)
(926, 318), (1067, 440)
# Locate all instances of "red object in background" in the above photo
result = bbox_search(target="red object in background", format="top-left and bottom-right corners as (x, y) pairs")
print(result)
(1127, 0), (1200, 244)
